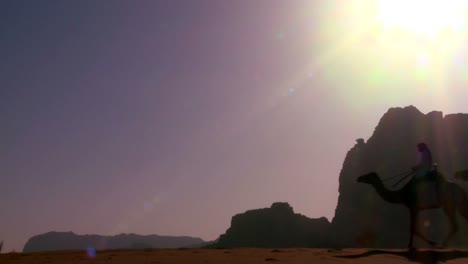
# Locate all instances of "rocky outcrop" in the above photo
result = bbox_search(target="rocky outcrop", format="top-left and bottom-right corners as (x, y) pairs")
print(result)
(213, 202), (331, 247)
(332, 105), (468, 247)
(23, 232), (205, 252)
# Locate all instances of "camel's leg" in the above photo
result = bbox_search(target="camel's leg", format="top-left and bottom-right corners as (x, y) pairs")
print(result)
(409, 209), (437, 248)
(408, 209), (416, 249)
(414, 229), (437, 246)
(442, 205), (458, 247)
(456, 189), (468, 223)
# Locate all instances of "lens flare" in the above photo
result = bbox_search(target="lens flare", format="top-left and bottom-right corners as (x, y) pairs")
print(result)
(86, 247), (96, 258)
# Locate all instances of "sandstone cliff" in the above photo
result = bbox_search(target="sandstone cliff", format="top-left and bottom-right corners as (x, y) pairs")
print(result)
(213, 202), (331, 247)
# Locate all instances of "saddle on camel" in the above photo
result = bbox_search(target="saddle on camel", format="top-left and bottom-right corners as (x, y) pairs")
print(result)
(392, 143), (441, 198)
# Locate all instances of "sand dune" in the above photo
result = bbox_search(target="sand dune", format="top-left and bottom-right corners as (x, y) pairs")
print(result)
(1, 248), (468, 264)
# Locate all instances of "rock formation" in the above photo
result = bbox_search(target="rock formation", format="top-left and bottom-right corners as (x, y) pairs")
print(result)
(213, 202), (331, 247)
(23, 232), (205, 252)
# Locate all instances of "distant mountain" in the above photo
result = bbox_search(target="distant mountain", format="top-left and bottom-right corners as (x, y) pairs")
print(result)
(211, 202), (331, 248)
(23, 232), (205, 252)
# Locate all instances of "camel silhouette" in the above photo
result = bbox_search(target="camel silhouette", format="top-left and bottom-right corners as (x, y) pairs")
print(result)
(357, 170), (468, 249)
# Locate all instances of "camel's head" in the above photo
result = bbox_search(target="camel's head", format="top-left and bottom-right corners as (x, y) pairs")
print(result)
(357, 172), (379, 185)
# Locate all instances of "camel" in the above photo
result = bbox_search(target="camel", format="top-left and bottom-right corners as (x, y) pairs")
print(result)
(357, 170), (468, 249)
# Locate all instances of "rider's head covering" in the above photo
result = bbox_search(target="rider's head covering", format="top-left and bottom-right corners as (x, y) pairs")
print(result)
(417, 142), (428, 152)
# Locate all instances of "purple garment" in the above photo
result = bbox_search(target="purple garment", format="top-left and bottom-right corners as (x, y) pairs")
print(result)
(420, 149), (433, 168)
(414, 149), (433, 179)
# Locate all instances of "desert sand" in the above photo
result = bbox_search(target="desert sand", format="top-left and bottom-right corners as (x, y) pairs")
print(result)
(2, 248), (468, 264)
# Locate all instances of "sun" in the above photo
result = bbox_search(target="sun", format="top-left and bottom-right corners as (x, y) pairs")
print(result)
(375, 0), (467, 36)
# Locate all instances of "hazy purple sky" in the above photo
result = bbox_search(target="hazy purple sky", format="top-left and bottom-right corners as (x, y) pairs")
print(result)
(3, 0), (468, 252)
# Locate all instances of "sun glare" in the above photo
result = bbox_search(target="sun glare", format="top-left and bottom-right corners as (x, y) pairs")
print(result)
(376, 0), (467, 35)
(315, 0), (468, 110)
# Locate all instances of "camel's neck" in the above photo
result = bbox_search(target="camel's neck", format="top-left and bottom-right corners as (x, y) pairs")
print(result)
(372, 179), (404, 204)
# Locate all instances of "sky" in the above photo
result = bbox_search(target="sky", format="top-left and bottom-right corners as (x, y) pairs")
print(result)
(3, 0), (468, 252)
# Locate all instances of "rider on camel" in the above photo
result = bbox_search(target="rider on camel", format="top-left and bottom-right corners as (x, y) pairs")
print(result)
(412, 142), (434, 182)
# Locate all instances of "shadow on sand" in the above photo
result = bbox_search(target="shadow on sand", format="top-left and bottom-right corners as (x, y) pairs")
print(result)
(337, 249), (468, 264)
